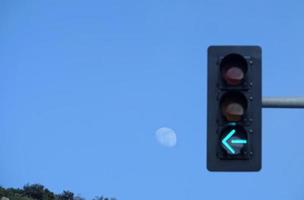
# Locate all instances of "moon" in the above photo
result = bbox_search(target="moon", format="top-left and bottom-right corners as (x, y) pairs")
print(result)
(155, 127), (177, 147)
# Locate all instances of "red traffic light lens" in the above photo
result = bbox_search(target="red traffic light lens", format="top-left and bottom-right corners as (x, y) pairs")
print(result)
(223, 66), (244, 86)
(220, 54), (247, 86)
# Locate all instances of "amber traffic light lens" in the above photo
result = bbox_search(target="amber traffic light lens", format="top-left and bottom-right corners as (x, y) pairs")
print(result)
(220, 53), (247, 86)
(220, 92), (247, 122)
(222, 102), (244, 121)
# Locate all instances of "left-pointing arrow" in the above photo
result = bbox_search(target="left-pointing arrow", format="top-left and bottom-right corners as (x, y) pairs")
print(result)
(222, 129), (236, 154)
(231, 139), (247, 144)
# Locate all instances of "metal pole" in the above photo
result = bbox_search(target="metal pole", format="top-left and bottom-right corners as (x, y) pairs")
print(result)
(262, 97), (304, 108)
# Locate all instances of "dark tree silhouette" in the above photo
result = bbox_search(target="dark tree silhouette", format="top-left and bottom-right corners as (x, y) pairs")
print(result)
(0, 184), (115, 200)
(23, 184), (55, 200)
(57, 191), (74, 200)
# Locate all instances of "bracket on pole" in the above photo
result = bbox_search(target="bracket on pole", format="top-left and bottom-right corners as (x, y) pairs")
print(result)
(262, 97), (304, 108)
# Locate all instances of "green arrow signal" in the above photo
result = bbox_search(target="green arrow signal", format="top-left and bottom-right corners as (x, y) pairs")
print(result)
(221, 129), (247, 154)
(222, 129), (236, 154)
(231, 139), (247, 144)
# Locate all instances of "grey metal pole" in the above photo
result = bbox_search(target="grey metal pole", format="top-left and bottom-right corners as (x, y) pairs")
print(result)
(262, 97), (304, 108)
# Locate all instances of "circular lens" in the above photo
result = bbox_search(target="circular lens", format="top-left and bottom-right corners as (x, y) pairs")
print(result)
(221, 125), (248, 155)
(223, 66), (244, 86)
(220, 92), (247, 121)
(220, 53), (247, 86)
(223, 102), (244, 121)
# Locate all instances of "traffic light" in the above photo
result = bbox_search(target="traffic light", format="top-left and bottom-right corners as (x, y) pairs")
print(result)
(207, 46), (262, 171)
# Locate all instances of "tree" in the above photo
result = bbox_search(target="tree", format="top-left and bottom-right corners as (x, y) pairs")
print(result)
(1, 184), (116, 200)
(23, 184), (45, 200)
(56, 191), (74, 200)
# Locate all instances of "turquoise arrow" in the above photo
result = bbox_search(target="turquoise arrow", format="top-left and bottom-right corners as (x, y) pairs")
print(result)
(222, 129), (236, 154)
(221, 129), (248, 154)
(231, 139), (247, 144)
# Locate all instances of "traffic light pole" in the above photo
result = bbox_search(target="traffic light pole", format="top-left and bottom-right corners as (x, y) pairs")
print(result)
(262, 97), (304, 108)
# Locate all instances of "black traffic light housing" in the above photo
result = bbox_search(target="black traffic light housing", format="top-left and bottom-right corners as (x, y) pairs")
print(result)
(207, 46), (262, 171)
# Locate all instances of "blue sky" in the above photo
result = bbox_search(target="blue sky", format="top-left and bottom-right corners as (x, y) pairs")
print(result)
(1, 0), (304, 199)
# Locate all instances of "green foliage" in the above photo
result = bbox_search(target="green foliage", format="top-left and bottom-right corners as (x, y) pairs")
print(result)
(0, 186), (32, 200)
(0, 185), (115, 200)
(23, 184), (55, 200)
(56, 191), (74, 200)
